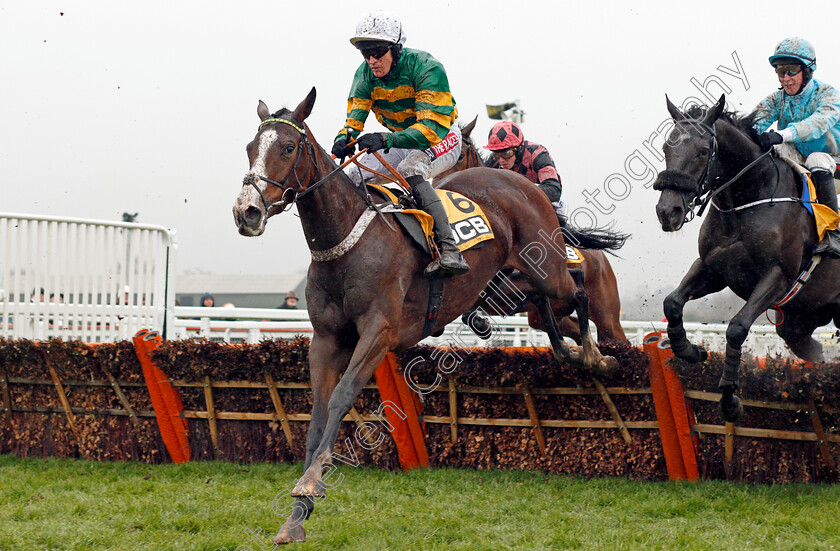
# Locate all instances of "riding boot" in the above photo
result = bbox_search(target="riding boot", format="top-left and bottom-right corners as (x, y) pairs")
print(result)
(811, 169), (840, 259)
(406, 175), (470, 276)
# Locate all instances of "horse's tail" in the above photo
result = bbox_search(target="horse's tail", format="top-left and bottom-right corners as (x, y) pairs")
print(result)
(559, 215), (630, 252)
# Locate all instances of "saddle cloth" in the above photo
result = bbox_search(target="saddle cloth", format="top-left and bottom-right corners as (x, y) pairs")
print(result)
(565, 245), (585, 264)
(779, 156), (840, 240)
(367, 183), (494, 255)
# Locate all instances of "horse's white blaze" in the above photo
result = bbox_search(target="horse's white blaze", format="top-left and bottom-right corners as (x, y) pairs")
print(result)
(251, 128), (278, 177)
(240, 128), (278, 207)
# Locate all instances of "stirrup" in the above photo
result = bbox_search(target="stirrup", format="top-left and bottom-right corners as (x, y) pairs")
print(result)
(424, 248), (470, 276)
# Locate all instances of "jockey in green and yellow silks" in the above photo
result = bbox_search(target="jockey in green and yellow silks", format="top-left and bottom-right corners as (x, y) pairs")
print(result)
(331, 10), (468, 276)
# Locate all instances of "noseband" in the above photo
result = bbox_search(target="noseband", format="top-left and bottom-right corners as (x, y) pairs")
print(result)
(243, 117), (318, 220)
(652, 119), (718, 223)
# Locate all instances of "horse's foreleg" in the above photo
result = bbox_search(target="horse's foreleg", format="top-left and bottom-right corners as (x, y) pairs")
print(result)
(292, 319), (395, 498)
(664, 259), (725, 363)
(718, 267), (790, 422)
(533, 294), (573, 361)
(569, 269), (616, 375)
(275, 334), (348, 545)
(556, 314), (583, 345)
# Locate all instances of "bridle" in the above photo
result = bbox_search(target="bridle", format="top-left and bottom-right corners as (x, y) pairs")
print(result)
(460, 134), (480, 170)
(243, 117), (318, 222)
(242, 116), (399, 232)
(654, 118), (776, 223)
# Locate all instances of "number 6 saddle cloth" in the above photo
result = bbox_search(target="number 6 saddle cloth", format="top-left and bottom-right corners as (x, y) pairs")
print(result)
(367, 183), (494, 255)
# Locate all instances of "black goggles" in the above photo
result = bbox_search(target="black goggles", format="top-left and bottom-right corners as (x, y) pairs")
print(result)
(774, 64), (803, 78)
(359, 45), (391, 60)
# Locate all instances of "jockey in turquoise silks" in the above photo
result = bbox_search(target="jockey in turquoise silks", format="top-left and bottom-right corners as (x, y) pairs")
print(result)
(753, 37), (840, 258)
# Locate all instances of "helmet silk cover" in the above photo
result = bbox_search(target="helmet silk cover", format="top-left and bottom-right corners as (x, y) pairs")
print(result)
(485, 121), (525, 150)
(350, 10), (406, 46)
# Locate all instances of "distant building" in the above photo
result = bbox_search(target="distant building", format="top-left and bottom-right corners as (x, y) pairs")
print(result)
(176, 273), (306, 309)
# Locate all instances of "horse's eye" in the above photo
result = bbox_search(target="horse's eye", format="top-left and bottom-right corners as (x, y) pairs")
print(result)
(285, 144), (295, 154)
(698, 148), (710, 157)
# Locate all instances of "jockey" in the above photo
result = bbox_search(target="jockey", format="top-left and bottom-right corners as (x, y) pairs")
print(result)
(331, 10), (469, 276)
(753, 37), (840, 258)
(484, 121), (565, 221)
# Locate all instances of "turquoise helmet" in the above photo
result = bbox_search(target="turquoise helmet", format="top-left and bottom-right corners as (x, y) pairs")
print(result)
(768, 37), (816, 71)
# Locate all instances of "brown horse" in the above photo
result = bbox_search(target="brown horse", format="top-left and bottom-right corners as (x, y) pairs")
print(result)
(436, 118), (629, 344)
(232, 88), (617, 544)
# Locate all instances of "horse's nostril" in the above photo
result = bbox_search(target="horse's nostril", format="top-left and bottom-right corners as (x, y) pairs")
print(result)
(244, 206), (261, 226)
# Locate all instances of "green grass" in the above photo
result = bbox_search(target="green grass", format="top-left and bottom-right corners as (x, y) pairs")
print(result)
(1, 455), (839, 550)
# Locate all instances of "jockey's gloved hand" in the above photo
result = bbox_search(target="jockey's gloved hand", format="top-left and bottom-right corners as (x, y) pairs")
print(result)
(357, 133), (388, 153)
(757, 131), (784, 151)
(331, 137), (355, 159)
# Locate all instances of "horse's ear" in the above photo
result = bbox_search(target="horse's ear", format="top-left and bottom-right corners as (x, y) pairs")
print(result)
(665, 95), (685, 121)
(258, 100), (271, 122)
(463, 115), (478, 137)
(293, 87), (317, 122)
(703, 94), (726, 125)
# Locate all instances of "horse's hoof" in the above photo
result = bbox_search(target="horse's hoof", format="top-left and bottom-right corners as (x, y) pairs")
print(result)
(719, 394), (743, 423)
(595, 355), (618, 376)
(274, 523), (306, 544)
(291, 478), (325, 498)
(468, 315), (492, 340)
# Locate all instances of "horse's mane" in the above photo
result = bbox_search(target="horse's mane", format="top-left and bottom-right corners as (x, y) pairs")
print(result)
(683, 105), (761, 144)
(477, 148), (499, 168)
(271, 108), (293, 118)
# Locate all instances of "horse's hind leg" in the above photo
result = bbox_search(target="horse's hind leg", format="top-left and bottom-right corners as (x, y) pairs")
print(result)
(777, 311), (826, 362)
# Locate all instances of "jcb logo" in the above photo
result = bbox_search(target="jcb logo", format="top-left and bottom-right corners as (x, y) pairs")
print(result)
(451, 216), (491, 245)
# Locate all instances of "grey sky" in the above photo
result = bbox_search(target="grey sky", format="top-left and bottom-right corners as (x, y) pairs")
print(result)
(3, 1), (838, 310)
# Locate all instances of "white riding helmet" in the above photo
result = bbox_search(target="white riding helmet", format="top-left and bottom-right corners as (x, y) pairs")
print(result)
(349, 10), (407, 46)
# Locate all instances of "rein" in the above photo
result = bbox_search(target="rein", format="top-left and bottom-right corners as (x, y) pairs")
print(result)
(658, 119), (781, 221)
(245, 119), (403, 248)
(696, 148), (777, 216)
(461, 135), (479, 169)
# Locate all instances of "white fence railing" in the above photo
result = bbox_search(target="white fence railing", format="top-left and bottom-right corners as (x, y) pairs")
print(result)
(0, 213), (177, 342)
(171, 307), (840, 359)
(1, 210), (834, 357)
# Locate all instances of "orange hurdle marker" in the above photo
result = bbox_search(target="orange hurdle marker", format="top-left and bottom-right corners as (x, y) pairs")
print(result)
(133, 330), (190, 464)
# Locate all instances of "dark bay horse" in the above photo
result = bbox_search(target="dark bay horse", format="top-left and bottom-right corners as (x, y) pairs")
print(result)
(232, 88), (617, 544)
(654, 93), (840, 423)
(436, 118), (629, 345)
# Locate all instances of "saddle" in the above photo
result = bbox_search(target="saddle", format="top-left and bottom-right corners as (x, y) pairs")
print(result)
(365, 183), (495, 256)
(778, 156), (840, 240)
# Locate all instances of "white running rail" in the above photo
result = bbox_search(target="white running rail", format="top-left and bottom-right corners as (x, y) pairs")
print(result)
(0, 213), (177, 342)
(171, 307), (840, 359)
